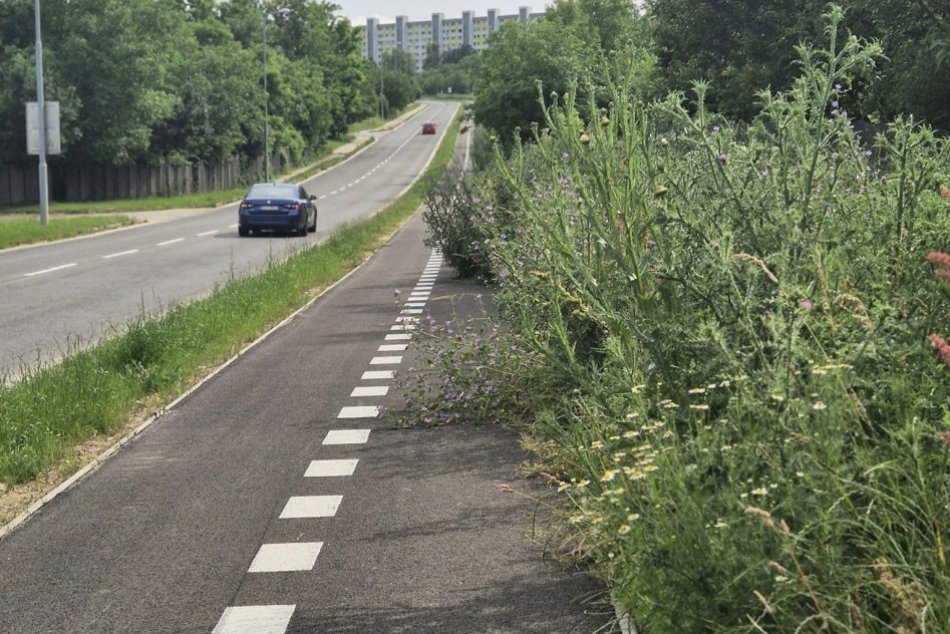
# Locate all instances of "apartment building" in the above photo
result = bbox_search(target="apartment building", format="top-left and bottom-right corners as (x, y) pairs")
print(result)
(359, 7), (544, 72)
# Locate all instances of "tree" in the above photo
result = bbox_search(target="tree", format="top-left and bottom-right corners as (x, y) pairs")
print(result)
(423, 42), (441, 70)
(647, 0), (950, 128)
(474, 20), (598, 146)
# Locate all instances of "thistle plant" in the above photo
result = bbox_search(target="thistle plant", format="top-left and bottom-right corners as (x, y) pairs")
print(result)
(419, 5), (950, 631)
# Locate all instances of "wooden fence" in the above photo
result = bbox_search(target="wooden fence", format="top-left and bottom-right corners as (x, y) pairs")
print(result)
(0, 155), (281, 206)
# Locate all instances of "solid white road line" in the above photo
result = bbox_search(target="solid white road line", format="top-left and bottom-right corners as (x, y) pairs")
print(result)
(323, 429), (371, 445)
(25, 263), (77, 277)
(350, 386), (389, 397)
(370, 356), (402, 365)
(156, 238), (184, 247)
(377, 344), (407, 352)
(248, 542), (323, 573)
(305, 459), (359, 477)
(213, 605), (295, 634)
(385, 334), (411, 341)
(338, 405), (380, 418)
(102, 249), (139, 259)
(279, 495), (342, 519)
(362, 370), (395, 379)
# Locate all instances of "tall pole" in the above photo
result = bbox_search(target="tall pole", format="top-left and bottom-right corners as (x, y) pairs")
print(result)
(34, 0), (49, 225)
(262, 6), (270, 182)
(379, 64), (384, 119)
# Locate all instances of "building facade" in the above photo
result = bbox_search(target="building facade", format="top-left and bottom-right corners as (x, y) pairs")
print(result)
(358, 8), (544, 72)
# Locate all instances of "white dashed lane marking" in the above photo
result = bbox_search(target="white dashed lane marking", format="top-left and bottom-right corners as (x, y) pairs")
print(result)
(156, 238), (184, 247)
(370, 356), (402, 365)
(350, 386), (389, 397)
(248, 542), (323, 573)
(390, 324), (416, 331)
(212, 605), (295, 634)
(279, 495), (342, 519)
(385, 334), (411, 341)
(378, 344), (407, 352)
(305, 459), (359, 477)
(323, 429), (371, 445)
(197, 230), (218, 237)
(102, 249), (139, 260)
(24, 263), (77, 277)
(401, 309), (423, 315)
(362, 370), (395, 379)
(338, 405), (380, 418)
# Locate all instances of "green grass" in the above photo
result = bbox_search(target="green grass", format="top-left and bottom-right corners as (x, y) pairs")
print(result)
(0, 110), (462, 488)
(0, 214), (136, 250)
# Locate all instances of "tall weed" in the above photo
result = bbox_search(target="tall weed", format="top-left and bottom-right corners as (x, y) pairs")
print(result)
(425, 6), (950, 631)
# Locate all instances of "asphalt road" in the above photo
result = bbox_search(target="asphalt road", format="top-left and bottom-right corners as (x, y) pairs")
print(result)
(0, 191), (611, 631)
(0, 100), (458, 377)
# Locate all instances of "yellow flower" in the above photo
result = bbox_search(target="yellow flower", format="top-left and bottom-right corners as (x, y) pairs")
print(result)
(618, 524), (631, 535)
(751, 486), (769, 496)
(688, 387), (706, 394)
(591, 440), (605, 450)
(812, 401), (827, 411)
(689, 404), (710, 411)
(601, 469), (619, 482)
(623, 430), (641, 439)
(627, 513), (641, 522)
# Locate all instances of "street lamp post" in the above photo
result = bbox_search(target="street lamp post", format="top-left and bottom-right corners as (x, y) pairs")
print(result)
(34, 0), (49, 225)
(262, 6), (270, 182)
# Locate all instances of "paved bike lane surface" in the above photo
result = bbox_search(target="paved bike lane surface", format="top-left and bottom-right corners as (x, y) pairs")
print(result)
(0, 211), (611, 633)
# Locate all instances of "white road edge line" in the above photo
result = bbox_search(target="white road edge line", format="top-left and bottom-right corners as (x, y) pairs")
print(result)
(102, 249), (139, 260)
(24, 263), (77, 277)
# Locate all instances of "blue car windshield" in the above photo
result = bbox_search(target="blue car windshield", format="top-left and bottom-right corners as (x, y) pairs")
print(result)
(248, 184), (297, 200)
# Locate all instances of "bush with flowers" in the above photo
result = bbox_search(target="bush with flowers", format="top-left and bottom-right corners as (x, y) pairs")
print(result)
(419, 6), (950, 631)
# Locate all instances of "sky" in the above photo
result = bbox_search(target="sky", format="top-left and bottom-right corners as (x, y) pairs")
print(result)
(334, 1), (545, 26)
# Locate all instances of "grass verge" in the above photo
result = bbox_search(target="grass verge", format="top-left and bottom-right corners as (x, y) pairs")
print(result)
(0, 214), (136, 250)
(0, 109), (462, 516)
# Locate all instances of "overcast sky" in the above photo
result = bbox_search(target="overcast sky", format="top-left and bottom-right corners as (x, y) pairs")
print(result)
(334, 1), (546, 25)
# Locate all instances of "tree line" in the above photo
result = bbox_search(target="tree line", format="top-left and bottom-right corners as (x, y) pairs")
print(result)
(0, 0), (378, 168)
(473, 0), (950, 144)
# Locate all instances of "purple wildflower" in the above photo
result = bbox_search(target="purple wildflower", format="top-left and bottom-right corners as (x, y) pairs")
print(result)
(800, 300), (813, 310)
(718, 154), (728, 166)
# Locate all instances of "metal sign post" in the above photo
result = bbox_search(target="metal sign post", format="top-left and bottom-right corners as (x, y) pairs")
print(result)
(34, 0), (49, 225)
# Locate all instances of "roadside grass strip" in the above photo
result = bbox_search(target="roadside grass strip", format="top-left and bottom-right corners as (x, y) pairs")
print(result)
(0, 110), (462, 491)
(0, 215), (136, 250)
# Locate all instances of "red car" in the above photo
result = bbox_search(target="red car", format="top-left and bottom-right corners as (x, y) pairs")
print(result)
(421, 122), (436, 135)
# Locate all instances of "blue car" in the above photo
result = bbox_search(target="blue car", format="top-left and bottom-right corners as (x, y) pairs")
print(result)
(238, 183), (317, 237)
